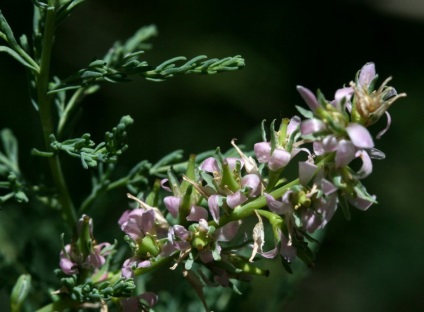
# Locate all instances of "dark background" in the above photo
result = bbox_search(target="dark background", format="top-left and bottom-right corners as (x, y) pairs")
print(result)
(0, 0), (423, 311)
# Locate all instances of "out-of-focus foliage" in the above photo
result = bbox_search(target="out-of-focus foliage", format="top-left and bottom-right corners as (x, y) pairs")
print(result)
(0, 0), (423, 311)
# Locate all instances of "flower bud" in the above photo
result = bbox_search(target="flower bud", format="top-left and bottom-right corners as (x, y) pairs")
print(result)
(220, 161), (240, 192)
(191, 230), (212, 251)
(76, 215), (93, 259)
(227, 254), (269, 277)
(137, 235), (160, 257)
(10, 274), (31, 312)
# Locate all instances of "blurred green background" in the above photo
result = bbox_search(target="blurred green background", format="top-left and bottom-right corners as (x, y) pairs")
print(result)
(1, 0), (423, 311)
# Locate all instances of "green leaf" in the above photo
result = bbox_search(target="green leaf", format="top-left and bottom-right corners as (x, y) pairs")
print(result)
(14, 190), (28, 203)
(295, 105), (314, 119)
(280, 255), (293, 274)
(39, 116), (134, 169)
(353, 183), (378, 204)
(0, 11), (39, 73)
(150, 150), (184, 174)
(50, 53), (245, 91)
(185, 254), (194, 270)
(0, 129), (18, 165)
(0, 46), (39, 72)
(180, 154), (196, 193)
(0, 192), (14, 204)
(144, 55), (245, 81)
(260, 119), (268, 142)
(0, 129), (19, 174)
(0, 11), (20, 49)
(10, 274), (31, 312)
(56, 0), (86, 26)
(103, 24), (158, 64)
(269, 119), (278, 151)
(339, 194), (351, 221)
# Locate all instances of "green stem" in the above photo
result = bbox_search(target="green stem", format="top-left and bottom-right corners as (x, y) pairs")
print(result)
(265, 167), (285, 193)
(149, 151), (216, 176)
(209, 153), (334, 229)
(211, 179), (299, 228)
(78, 175), (129, 214)
(134, 254), (173, 276)
(36, 2), (77, 227)
(256, 208), (281, 221)
(0, 153), (19, 173)
(57, 87), (84, 138)
(35, 296), (77, 312)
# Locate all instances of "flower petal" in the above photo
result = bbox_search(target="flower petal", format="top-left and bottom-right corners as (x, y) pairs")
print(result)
(317, 193), (338, 228)
(348, 193), (375, 211)
(334, 87), (354, 104)
(280, 233), (297, 262)
(60, 257), (78, 275)
(207, 195), (221, 224)
(226, 191), (248, 209)
(254, 142), (271, 163)
(163, 196), (180, 218)
(139, 292), (159, 307)
(297, 85), (319, 111)
(376, 111), (391, 139)
(187, 205), (208, 222)
(356, 150), (373, 178)
(260, 247), (279, 259)
(321, 135), (339, 153)
(216, 221), (240, 242)
(299, 161), (318, 186)
(268, 148), (291, 171)
(300, 119), (327, 135)
(172, 225), (191, 241)
(225, 157), (244, 171)
(200, 157), (219, 173)
(313, 141), (325, 155)
(346, 123), (374, 149)
(122, 209), (156, 240)
(265, 193), (292, 215)
(321, 178), (337, 195)
(301, 208), (322, 233)
(139, 209), (155, 234)
(241, 174), (261, 197)
(287, 115), (301, 135)
(160, 178), (172, 192)
(199, 250), (214, 263)
(358, 62), (376, 87)
(118, 210), (131, 227)
(86, 252), (106, 269)
(335, 139), (356, 168)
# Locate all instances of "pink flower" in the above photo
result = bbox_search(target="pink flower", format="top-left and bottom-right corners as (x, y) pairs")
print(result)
(254, 116), (303, 171)
(59, 215), (112, 275)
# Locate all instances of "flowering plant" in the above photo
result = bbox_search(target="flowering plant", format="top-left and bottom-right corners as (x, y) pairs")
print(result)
(1, 1), (405, 312)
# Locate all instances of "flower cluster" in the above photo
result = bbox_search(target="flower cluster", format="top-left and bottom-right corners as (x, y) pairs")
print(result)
(56, 215), (144, 310)
(59, 215), (113, 277)
(58, 62), (404, 311)
(256, 62), (405, 263)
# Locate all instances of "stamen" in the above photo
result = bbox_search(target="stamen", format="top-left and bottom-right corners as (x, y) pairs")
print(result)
(287, 233), (293, 247)
(127, 193), (150, 210)
(249, 210), (264, 262)
(170, 248), (191, 270)
(376, 76), (392, 94)
(182, 175), (210, 198)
